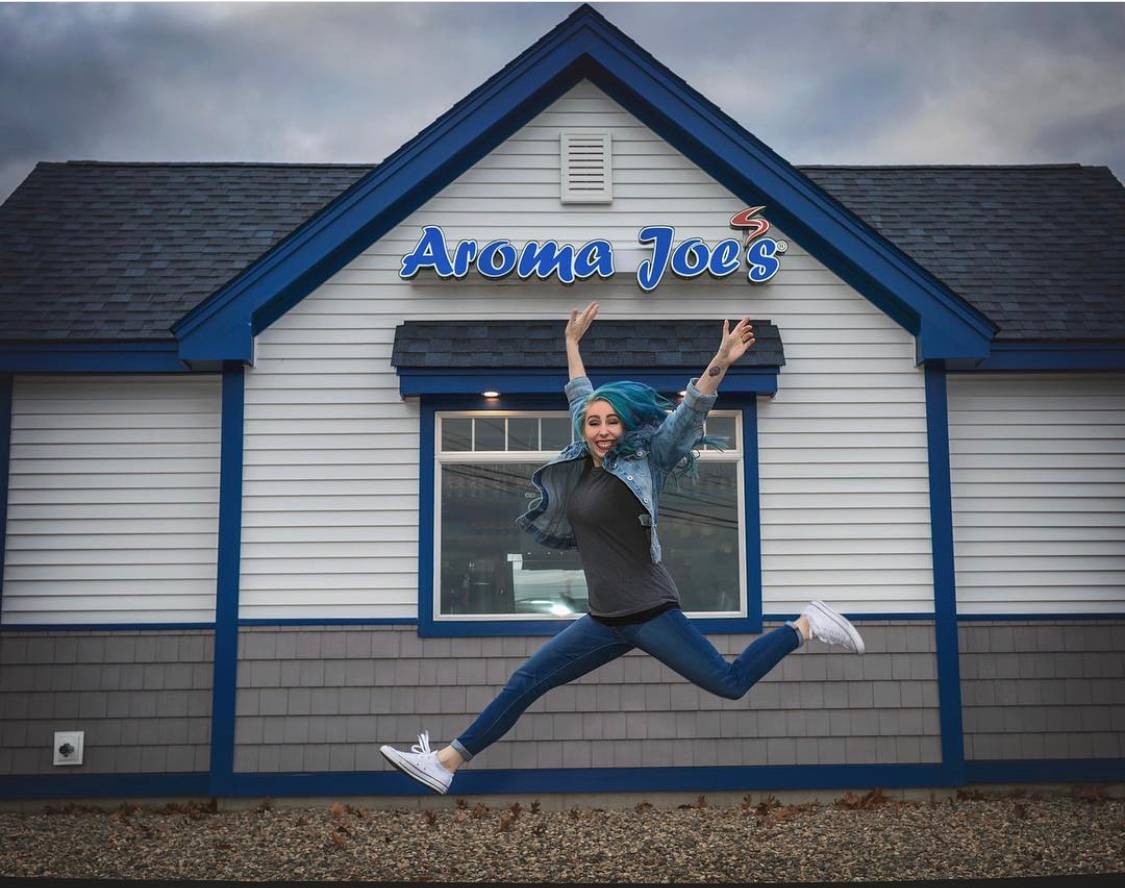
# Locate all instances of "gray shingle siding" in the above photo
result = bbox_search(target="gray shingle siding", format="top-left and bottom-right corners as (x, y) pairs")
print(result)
(958, 621), (1125, 761)
(5, 622), (1122, 778)
(0, 630), (213, 775)
(231, 622), (941, 773)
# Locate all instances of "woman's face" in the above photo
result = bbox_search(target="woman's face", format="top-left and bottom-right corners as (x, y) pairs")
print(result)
(583, 398), (623, 462)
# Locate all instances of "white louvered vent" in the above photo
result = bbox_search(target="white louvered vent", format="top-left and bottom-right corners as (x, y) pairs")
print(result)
(560, 131), (612, 204)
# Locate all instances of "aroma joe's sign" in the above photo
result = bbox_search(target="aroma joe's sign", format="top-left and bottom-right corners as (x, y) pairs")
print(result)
(399, 207), (787, 291)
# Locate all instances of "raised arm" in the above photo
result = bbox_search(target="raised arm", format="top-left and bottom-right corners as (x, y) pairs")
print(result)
(565, 301), (598, 381)
(694, 317), (755, 396)
(649, 316), (754, 471)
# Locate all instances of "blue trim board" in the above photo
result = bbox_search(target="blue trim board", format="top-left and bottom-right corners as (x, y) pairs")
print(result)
(924, 362), (966, 787)
(957, 614), (1125, 622)
(0, 623), (215, 632)
(234, 762), (946, 797)
(239, 618), (417, 627)
(0, 376), (10, 620)
(0, 341), (194, 373)
(0, 772), (209, 800)
(209, 363), (246, 798)
(742, 399), (763, 633)
(5, 758), (1124, 801)
(3, 613), (1121, 633)
(964, 758), (1125, 785)
(947, 341), (1125, 372)
(398, 368), (779, 398)
(420, 615), (772, 638)
(172, 5), (994, 365)
(417, 399), (439, 636)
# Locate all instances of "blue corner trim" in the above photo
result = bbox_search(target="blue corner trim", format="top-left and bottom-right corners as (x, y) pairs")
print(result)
(924, 363), (966, 787)
(946, 341), (1125, 372)
(172, 6), (994, 365)
(742, 398), (763, 633)
(0, 376), (10, 623)
(0, 341), (194, 373)
(418, 399), (438, 635)
(397, 368), (779, 398)
(209, 363), (245, 797)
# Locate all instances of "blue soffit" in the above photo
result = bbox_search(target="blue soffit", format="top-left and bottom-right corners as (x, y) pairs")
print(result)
(397, 367), (778, 398)
(170, 4), (997, 366)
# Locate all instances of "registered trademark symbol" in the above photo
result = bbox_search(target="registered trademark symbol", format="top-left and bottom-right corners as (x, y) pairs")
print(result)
(776, 241), (788, 253)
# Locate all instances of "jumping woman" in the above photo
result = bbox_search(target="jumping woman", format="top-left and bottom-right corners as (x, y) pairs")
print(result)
(380, 301), (865, 794)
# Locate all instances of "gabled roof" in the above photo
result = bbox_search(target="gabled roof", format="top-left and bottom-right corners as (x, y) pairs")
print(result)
(161, 3), (996, 365)
(1, 5), (1122, 370)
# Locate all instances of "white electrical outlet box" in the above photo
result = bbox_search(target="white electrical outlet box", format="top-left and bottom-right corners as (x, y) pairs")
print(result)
(53, 731), (84, 766)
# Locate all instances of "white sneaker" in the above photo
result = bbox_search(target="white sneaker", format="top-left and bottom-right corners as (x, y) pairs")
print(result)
(801, 600), (865, 654)
(379, 730), (454, 795)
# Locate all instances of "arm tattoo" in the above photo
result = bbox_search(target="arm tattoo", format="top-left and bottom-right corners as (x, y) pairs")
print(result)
(707, 365), (724, 377)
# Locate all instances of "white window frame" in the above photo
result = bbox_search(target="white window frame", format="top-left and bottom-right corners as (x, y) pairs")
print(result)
(433, 409), (746, 622)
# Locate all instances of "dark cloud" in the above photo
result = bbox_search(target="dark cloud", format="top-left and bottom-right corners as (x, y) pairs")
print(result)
(1, 2), (1122, 203)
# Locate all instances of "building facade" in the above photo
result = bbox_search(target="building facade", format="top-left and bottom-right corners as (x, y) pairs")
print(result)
(1, 5), (1123, 801)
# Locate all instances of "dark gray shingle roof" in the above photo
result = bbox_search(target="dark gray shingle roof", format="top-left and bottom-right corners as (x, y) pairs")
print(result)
(800, 164), (1125, 342)
(1, 161), (1122, 343)
(390, 320), (784, 370)
(0, 162), (371, 341)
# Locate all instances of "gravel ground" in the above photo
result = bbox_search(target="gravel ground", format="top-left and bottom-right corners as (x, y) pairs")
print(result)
(1, 787), (1123, 883)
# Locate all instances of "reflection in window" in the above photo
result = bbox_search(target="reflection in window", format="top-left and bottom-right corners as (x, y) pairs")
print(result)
(439, 461), (586, 617)
(436, 411), (743, 619)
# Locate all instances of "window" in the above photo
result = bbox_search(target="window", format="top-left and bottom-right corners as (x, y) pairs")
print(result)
(434, 409), (745, 621)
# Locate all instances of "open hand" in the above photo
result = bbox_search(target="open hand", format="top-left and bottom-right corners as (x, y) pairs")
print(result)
(717, 316), (755, 363)
(566, 301), (599, 343)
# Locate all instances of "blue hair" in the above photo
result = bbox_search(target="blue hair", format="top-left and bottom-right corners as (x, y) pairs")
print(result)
(575, 380), (727, 484)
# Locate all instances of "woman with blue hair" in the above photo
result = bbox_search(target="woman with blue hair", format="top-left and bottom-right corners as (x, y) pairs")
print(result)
(381, 302), (864, 794)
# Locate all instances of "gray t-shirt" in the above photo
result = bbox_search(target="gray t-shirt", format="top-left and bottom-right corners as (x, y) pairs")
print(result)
(566, 456), (680, 623)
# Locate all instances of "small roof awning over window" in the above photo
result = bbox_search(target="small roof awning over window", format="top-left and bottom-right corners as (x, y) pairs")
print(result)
(390, 320), (785, 397)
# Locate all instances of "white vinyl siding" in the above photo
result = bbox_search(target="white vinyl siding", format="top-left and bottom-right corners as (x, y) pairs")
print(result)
(948, 372), (1125, 615)
(2, 375), (221, 625)
(241, 79), (933, 620)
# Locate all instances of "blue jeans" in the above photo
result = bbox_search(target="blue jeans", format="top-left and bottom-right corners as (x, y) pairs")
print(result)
(451, 609), (803, 761)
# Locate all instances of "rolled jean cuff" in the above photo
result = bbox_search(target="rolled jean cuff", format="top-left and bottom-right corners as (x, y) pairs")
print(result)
(450, 738), (474, 761)
(784, 620), (804, 646)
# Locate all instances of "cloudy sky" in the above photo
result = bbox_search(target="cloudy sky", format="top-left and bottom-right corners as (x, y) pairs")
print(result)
(1, 1), (1123, 202)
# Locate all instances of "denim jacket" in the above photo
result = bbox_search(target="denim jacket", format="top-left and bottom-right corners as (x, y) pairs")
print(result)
(515, 375), (719, 563)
